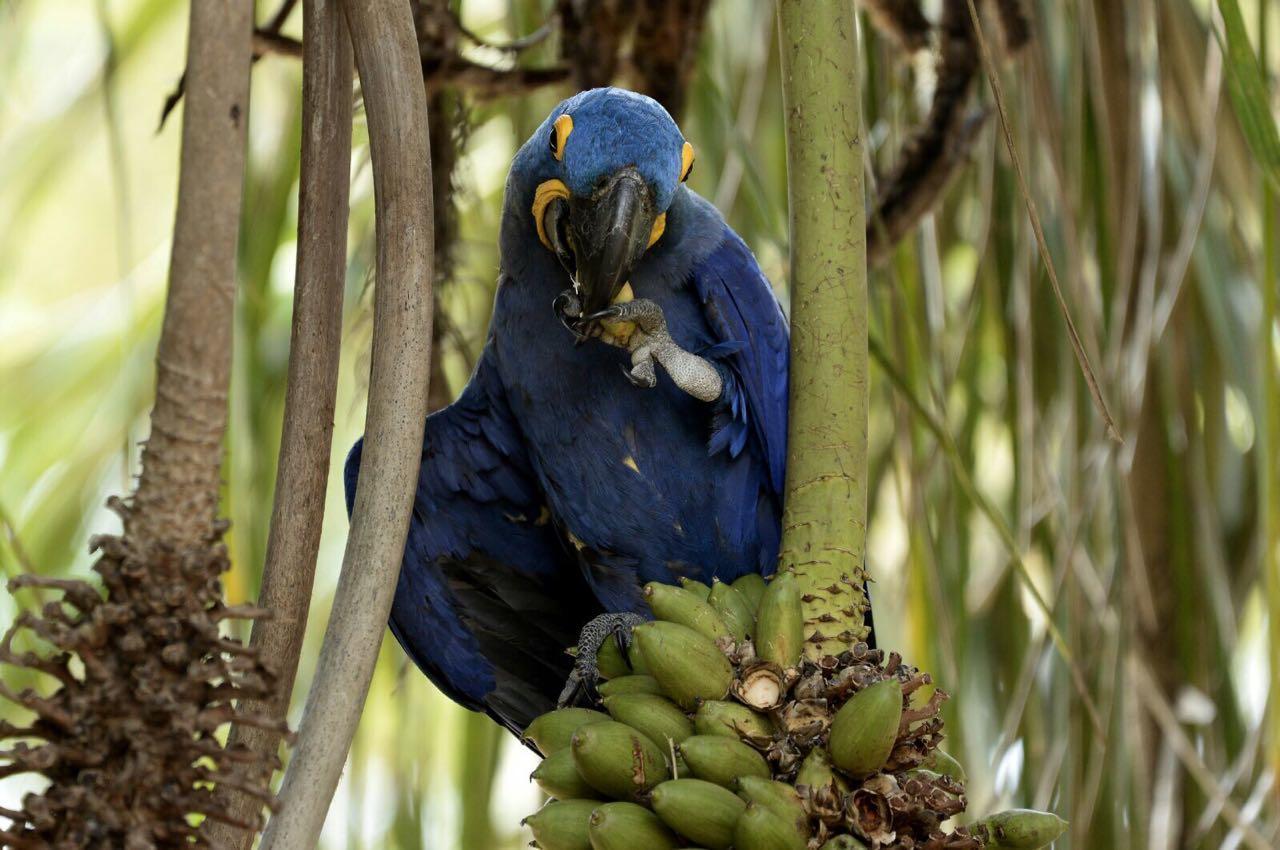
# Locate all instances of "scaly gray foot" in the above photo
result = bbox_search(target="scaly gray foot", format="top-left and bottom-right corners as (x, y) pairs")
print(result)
(557, 612), (647, 707)
(585, 299), (724, 402)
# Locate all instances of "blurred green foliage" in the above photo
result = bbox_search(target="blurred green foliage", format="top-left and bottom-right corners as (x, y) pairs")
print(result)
(1, 0), (1277, 847)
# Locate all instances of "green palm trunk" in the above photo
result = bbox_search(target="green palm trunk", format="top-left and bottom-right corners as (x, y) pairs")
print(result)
(776, 0), (871, 659)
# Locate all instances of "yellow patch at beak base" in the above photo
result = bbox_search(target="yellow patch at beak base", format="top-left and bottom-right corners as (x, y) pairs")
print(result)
(532, 179), (570, 250)
(648, 213), (666, 248)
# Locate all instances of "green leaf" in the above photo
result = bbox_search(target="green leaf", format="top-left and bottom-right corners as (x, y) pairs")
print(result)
(1217, 0), (1280, 190)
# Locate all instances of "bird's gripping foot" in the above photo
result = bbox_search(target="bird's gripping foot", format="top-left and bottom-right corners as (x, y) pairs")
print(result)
(584, 298), (724, 402)
(557, 612), (647, 707)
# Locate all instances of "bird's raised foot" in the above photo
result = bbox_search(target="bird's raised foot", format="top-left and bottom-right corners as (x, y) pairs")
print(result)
(557, 611), (648, 708)
(585, 298), (724, 402)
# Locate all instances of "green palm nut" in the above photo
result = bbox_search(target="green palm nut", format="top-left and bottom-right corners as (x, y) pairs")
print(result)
(596, 638), (634, 679)
(522, 799), (597, 850)
(632, 621), (734, 710)
(828, 678), (903, 776)
(755, 571), (804, 668)
(730, 573), (767, 612)
(602, 693), (694, 748)
(678, 577), (713, 600)
(598, 675), (664, 697)
(693, 700), (776, 740)
(530, 749), (600, 800)
(734, 777), (810, 838)
(677, 735), (771, 787)
(922, 748), (967, 784)
(708, 580), (755, 640)
(571, 721), (668, 800)
(587, 802), (679, 850)
(525, 708), (610, 755)
(650, 779), (747, 849)
(820, 837), (869, 849)
(644, 582), (733, 641)
(977, 809), (1069, 848)
(796, 747), (847, 792)
(732, 802), (808, 850)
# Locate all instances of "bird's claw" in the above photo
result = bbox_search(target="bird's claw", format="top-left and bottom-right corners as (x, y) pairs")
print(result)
(621, 361), (657, 389)
(583, 304), (625, 323)
(553, 289), (586, 339)
(584, 298), (667, 334)
(557, 612), (648, 708)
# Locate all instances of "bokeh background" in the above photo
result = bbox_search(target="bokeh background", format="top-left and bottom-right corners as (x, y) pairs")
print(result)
(1, 0), (1277, 847)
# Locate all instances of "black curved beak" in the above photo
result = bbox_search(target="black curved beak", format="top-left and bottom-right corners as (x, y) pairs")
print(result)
(545, 167), (656, 326)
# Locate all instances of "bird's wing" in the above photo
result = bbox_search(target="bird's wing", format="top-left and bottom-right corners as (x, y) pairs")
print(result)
(689, 229), (790, 496)
(344, 350), (599, 735)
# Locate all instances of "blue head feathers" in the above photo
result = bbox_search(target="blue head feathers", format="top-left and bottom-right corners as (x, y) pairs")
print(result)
(509, 87), (691, 214)
(502, 89), (696, 316)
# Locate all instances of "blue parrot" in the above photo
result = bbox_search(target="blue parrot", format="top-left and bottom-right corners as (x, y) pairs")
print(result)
(345, 88), (793, 737)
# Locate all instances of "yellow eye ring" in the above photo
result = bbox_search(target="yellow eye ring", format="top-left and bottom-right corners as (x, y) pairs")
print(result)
(550, 114), (573, 161)
(679, 142), (695, 182)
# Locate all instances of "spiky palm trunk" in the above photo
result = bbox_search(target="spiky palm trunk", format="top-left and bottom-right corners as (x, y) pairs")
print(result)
(776, 0), (871, 658)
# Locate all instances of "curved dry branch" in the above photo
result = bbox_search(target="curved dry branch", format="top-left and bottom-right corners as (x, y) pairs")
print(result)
(256, 0), (434, 845)
(203, 0), (353, 845)
(867, 0), (982, 268)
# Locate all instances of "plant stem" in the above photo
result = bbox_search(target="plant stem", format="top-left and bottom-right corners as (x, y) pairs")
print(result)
(205, 0), (353, 844)
(775, 0), (871, 659)
(257, 0), (434, 844)
(127, 0), (252, 549)
(1260, 0), (1280, 781)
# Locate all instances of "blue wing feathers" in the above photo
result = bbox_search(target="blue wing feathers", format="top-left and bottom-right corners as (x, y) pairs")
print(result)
(343, 351), (599, 733)
(690, 230), (789, 496)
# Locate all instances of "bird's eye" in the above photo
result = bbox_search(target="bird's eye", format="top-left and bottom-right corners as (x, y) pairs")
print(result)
(550, 114), (573, 162)
(679, 141), (695, 182)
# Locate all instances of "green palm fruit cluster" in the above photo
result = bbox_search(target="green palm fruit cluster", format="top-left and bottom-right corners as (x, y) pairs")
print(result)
(523, 572), (1067, 849)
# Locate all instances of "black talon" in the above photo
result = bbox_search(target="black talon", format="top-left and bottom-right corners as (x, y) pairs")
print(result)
(620, 364), (647, 387)
(553, 289), (587, 339)
(583, 305), (624, 323)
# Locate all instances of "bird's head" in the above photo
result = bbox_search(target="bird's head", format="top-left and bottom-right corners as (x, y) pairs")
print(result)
(508, 87), (695, 318)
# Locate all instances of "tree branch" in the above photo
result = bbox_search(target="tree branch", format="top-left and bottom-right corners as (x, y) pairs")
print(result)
(256, 0), (434, 844)
(203, 0), (353, 844)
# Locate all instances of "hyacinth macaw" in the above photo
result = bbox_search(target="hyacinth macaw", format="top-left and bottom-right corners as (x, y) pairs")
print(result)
(345, 87), (793, 737)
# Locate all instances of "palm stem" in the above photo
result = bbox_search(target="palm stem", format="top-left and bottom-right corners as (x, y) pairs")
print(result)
(776, 0), (871, 659)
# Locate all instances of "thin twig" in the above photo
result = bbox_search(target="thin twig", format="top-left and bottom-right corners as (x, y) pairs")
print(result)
(964, 0), (1121, 442)
(1131, 658), (1275, 850)
(870, 332), (1107, 739)
(201, 0), (353, 843)
(455, 19), (551, 52)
